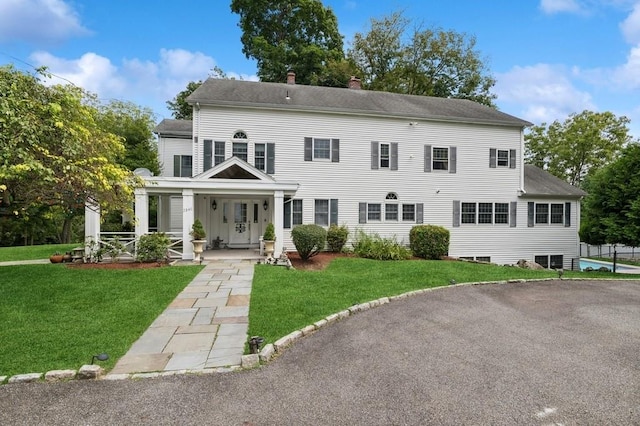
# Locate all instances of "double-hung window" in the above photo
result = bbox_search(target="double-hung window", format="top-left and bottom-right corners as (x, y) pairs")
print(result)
(494, 203), (509, 224)
(497, 150), (509, 167)
(535, 204), (549, 224)
(380, 143), (390, 168)
(454, 201), (516, 227)
(367, 204), (381, 221)
(255, 144), (266, 171)
(232, 142), (248, 162)
(173, 155), (192, 177)
(214, 141), (225, 166)
(550, 204), (564, 224)
(292, 200), (303, 226)
(478, 203), (493, 224)
(304, 137), (340, 162)
(528, 202), (571, 227)
(402, 204), (415, 221)
(461, 202), (476, 224)
(314, 199), (338, 226)
(433, 147), (449, 170)
(385, 204), (398, 221)
(490, 148), (516, 168)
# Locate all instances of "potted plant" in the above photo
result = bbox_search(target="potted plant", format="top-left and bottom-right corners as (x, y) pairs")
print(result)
(263, 222), (275, 257)
(190, 218), (207, 262)
(49, 252), (64, 263)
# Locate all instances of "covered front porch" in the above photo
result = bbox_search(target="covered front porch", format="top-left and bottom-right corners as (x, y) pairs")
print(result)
(85, 157), (299, 261)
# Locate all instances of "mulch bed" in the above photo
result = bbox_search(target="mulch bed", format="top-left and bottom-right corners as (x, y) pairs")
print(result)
(65, 261), (167, 270)
(286, 251), (351, 271)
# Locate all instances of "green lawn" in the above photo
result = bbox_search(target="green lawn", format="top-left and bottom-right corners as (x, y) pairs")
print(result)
(0, 243), (81, 262)
(0, 264), (203, 377)
(249, 257), (636, 345)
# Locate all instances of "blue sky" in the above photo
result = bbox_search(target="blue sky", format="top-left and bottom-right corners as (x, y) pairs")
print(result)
(1, 0), (639, 138)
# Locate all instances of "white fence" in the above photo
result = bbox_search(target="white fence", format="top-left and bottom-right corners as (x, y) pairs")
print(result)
(96, 232), (184, 261)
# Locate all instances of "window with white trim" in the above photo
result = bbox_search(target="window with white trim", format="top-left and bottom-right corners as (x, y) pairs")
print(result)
(314, 138), (331, 160)
(305, 137), (339, 162)
(528, 202), (570, 227)
(461, 202), (476, 224)
(457, 202), (513, 225)
(380, 143), (390, 168)
(232, 142), (248, 162)
(402, 204), (415, 221)
(292, 199), (303, 226)
(535, 255), (563, 269)
(497, 150), (510, 167)
(494, 203), (509, 224)
(255, 144), (266, 171)
(535, 204), (549, 224)
(385, 203), (398, 221)
(478, 203), (493, 224)
(368, 203), (381, 221)
(315, 199), (329, 226)
(173, 155), (192, 177)
(550, 204), (564, 224)
(214, 141), (225, 166)
(433, 147), (449, 170)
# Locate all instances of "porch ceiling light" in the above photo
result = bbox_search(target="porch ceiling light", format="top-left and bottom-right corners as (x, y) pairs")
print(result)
(212, 199), (217, 210)
(263, 200), (268, 210)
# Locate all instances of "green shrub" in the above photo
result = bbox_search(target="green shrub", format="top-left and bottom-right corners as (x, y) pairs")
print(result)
(291, 224), (327, 260)
(326, 224), (349, 252)
(190, 219), (206, 240)
(352, 229), (412, 260)
(136, 232), (170, 262)
(263, 222), (275, 241)
(410, 225), (450, 259)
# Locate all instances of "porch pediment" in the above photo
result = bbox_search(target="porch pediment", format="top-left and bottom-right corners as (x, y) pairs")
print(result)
(195, 157), (275, 182)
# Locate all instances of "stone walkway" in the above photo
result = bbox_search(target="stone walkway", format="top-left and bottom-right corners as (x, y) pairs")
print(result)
(109, 259), (256, 375)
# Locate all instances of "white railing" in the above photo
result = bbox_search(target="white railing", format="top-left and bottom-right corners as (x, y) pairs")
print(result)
(97, 231), (184, 261)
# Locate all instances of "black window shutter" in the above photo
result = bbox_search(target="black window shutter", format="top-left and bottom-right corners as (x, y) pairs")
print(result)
(449, 146), (457, 174)
(528, 202), (534, 227)
(330, 199), (338, 225)
(424, 145), (432, 172)
(284, 197), (291, 229)
(416, 203), (424, 224)
(510, 149), (517, 169)
(565, 202), (571, 227)
(510, 201), (517, 227)
(391, 143), (398, 170)
(331, 139), (340, 163)
(204, 139), (212, 171)
(489, 148), (497, 168)
(267, 143), (275, 174)
(173, 155), (180, 177)
(304, 137), (312, 161)
(359, 202), (367, 224)
(371, 141), (379, 170)
(453, 200), (460, 227)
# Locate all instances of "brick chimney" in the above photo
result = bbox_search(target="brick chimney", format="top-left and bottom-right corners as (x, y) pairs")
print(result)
(348, 76), (361, 90)
(287, 71), (296, 85)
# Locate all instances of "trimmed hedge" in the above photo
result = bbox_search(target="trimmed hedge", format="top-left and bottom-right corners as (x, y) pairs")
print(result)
(326, 224), (349, 252)
(410, 225), (450, 259)
(291, 224), (327, 260)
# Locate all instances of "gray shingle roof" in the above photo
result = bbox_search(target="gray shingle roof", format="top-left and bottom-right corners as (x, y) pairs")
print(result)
(523, 164), (587, 198)
(187, 78), (532, 127)
(154, 119), (193, 136)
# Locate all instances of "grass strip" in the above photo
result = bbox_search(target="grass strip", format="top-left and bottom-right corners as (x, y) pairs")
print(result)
(0, 264), (203, 377)
(249, 257), (634, 344)
(0, 244), (81, 262)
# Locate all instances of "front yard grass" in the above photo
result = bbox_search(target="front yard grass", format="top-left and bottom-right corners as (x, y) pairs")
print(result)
(249, 257), (636, 345)
(0, 264), (203, 377)
(0, 243), (80, 262)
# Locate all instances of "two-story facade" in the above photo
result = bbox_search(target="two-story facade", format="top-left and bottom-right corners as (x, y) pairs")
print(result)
(99, 74), (585, 268)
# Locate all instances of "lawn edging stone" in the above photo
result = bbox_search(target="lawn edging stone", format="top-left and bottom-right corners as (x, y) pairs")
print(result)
(45, 369), (76, 382)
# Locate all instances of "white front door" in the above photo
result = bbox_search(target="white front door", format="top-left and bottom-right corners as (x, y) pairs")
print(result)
(230, 201), (251, 246)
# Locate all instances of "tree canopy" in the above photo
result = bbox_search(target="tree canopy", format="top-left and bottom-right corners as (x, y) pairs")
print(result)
(347, 12), (497, 106)
(0, 65), (140, 242)
(580, 142), (640, 246)
(525, 110), (632, 187)
(96, 100), (160, 175)
(166, 80), (203, 120)
(230, 0), (344, 85)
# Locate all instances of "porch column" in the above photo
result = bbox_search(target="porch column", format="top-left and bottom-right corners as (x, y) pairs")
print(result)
(134, 188), (149, 238)
(84, 202), (100, 256)
(274, 190), (284, 257)
(182, 189), (194, 260)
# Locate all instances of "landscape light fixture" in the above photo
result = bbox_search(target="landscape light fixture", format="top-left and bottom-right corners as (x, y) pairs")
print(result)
(90, 353), (109, 364)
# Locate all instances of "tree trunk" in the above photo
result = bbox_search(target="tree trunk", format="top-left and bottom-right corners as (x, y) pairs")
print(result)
(61, 217), (73, 244)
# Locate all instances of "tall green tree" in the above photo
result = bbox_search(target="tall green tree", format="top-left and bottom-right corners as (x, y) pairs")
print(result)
(96, 100), (160, 175)
(0, 65), (139, 243)
(525, 110), (631, 187)
(348, 11), (497, 106)
(230, 0), (344, 85)
(166, 80), (202, 120)
(580, 142), (640, 246)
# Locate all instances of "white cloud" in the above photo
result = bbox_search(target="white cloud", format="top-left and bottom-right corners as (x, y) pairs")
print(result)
(610, 43), (640, 88)
(0, 0), (90, 44)
(495, 64), (595, 124)
(539, 0), (582, 14)
(28, 48), (258, 120)
(620, 2), (640, 43)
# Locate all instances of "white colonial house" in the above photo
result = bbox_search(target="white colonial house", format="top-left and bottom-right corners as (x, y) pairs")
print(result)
(86, 73), (585, 268)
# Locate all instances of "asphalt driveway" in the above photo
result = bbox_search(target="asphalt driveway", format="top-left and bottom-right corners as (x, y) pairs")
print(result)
(2, 279), (639, 425)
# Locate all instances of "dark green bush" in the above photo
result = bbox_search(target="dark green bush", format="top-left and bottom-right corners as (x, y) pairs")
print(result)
(410, 225), (450, 259)
(352, 229), (411, 260)
(291, 224), (327, 260)
(326, 224), (349, 252)
(136, 232), (170, 262)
